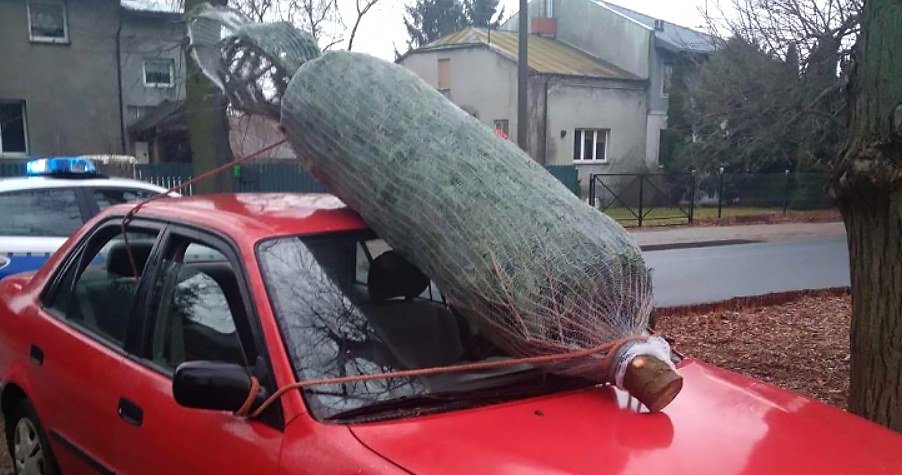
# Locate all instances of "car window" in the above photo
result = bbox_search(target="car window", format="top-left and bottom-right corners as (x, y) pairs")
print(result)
(48, 228), (160, 348)
(151, 241), (253, 372)
(0, 189), (82, 237)
(258, 233), (475, 419)
(93, 188), (158, 211)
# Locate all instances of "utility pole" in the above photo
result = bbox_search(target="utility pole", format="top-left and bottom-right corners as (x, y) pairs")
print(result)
(517, 0), (528, 151)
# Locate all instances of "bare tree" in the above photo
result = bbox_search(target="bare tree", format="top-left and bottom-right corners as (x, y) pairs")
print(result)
(346, 0), (384, 51)
(230, 0), (344, 50)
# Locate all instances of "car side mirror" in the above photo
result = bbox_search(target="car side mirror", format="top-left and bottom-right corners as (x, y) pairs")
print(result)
(172, 361), (256, 412)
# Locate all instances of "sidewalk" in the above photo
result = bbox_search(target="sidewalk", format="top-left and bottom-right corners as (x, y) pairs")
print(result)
(631, 221), (846, 251)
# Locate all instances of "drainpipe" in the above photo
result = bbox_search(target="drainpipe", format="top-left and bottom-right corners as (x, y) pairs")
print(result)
(115, 15), (127, 154)
(542, 78), (549, 164)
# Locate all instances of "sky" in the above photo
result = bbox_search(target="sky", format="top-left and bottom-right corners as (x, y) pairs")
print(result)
(342, 0), (711, 60)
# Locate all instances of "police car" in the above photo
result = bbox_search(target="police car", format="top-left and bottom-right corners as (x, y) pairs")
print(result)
(0, 157), (172, 280)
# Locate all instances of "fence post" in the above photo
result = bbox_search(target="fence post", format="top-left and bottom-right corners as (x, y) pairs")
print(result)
(783, 168), (791, 213)
(688, 169), (697, 224)
(638, 174), (645, 227)
(717, 166), (725, 219)
(589, 174), (596, 207)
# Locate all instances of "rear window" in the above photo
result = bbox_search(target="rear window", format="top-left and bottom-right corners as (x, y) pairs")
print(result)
(0, 188), (82, 237)
(93, 188), (158, 211)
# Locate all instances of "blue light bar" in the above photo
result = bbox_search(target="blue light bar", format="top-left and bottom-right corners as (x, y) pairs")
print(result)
(26, 157), (97, 176)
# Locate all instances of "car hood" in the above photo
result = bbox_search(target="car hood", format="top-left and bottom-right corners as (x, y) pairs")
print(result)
(349, 359), (902, 475)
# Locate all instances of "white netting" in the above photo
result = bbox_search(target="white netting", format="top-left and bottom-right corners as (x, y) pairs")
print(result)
(188, 6), (662, 386)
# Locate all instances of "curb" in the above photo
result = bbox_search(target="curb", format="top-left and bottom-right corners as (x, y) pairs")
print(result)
(654, 287), (850, 317)
(640, 239), (762, 252)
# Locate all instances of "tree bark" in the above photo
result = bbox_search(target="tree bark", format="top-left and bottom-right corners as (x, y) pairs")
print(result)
(184, 0), (233, 194)
(830, 0), (902, 432)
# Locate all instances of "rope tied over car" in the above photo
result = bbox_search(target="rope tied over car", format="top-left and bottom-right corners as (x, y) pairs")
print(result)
(236, 335), (651, 419)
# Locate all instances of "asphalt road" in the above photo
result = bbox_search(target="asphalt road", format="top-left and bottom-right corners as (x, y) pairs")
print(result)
(646, 237), (850, 307)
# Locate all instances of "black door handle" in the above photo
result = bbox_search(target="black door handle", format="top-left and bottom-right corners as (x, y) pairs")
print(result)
(117, 398), (143, 427)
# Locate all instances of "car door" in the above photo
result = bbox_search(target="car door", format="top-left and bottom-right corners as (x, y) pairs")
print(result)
(30, 219), (163, 474)
(113, 226), (283, 475)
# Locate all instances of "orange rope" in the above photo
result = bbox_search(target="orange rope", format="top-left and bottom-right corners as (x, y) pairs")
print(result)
(244, 336), (644, 419)
(119, 138), (288, 279)
(234, 376), (261, 417)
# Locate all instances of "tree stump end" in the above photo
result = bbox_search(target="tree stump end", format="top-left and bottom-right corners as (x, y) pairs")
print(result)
(622, 355), (683, 413)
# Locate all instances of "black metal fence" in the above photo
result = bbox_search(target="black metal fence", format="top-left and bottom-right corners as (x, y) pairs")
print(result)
(1, 160), (582, 197)
(589, 170), (833, 227)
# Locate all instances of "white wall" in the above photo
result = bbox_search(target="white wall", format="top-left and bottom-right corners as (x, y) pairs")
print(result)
(400, 47), (519, 142)
(544, 79), (648, 195)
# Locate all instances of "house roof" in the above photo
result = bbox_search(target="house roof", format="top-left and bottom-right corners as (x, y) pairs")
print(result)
(419, 28), (638, 80)
(598, 1), (716, 54)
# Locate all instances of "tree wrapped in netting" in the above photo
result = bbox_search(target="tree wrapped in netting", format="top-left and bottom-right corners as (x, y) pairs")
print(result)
(188, 6), (681, 411)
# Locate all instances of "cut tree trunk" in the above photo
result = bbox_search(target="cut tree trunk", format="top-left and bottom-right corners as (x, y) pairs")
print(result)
(830, 0), (902, 432)
(184, 0), (233, 194)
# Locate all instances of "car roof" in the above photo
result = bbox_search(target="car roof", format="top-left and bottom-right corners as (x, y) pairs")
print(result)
(0, 176), (170, 193)
(105, 193), (368, 242)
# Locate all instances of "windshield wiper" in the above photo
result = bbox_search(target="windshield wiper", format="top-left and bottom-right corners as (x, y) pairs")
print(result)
(324, 376), (592, 422)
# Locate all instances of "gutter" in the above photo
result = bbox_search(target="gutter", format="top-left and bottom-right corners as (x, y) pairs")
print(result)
(115, 14), (127, 154)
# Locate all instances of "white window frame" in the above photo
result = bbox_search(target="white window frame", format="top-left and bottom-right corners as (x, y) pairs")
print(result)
(143, 59), (176, 88)
(27, 1), (69, 44)
(661, 63), (674, 98)
(573, 128), (609, 164)
(0, 100), (29, 159)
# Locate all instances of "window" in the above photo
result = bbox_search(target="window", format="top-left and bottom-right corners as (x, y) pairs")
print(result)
(150, 240), (253, 371)
(48, 228), (160, 348)
(0, 101), (28, 156)
(258, 232), (515, 419)
(437, 58), (451, 98)
(27, 1), (68, 43)
(0, 189), (82, 237)
(93, 188), (158, 211)
(143, 59), (175, 88)
(573, 128), (609, 162)
(662, 63), (674, 97)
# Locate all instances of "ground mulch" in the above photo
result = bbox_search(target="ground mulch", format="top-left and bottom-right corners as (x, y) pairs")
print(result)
(655, 288), (851, 409)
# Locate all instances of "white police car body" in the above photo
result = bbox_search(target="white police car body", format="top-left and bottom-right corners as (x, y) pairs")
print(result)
(0, 157), (173, 280)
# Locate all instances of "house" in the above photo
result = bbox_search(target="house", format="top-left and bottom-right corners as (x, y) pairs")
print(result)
(399, 27), (648, 195)
(0, 0), (184, 161)
(399, 0), (714, 193)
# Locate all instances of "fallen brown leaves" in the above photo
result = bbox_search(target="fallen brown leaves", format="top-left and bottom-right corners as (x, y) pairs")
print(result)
(656, 289), (852, 409)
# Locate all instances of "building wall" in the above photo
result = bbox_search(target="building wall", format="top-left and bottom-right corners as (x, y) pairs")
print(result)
(119, 12), (186, 126)
(400, 47), (519, 144)
(544, 78), (648, 195)
(0, 0), (124, 157)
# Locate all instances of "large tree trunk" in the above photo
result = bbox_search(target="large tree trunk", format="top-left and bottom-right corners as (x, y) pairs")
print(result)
(830, 0), (902, 432)
(184, 0), (233, 194)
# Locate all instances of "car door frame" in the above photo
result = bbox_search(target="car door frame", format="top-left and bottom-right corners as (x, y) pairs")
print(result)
(128, 221), (284, 422)
(108, 221), (285, 474)
(32, 216), (167, 473)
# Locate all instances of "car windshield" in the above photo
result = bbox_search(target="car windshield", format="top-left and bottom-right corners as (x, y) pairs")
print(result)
(257, 231), (588, 420)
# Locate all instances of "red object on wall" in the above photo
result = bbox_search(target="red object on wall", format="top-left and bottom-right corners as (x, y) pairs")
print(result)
(531, 17), (557, 37)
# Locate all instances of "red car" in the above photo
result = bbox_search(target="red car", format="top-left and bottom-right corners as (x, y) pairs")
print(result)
(1, 193), (901, 475)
